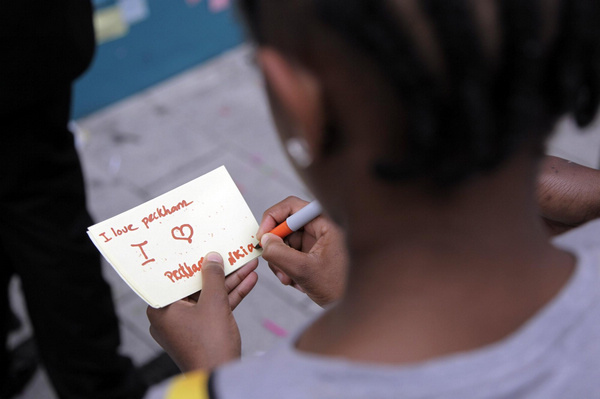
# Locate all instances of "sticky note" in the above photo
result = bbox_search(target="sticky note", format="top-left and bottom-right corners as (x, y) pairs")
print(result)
(208, 0), (230, 12)
(87, 166), (262, 308)
(93, 5), (129, 44)
(118, 0), (150, 25)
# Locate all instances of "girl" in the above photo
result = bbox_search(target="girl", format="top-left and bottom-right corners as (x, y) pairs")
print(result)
(148, 1), (600, 397)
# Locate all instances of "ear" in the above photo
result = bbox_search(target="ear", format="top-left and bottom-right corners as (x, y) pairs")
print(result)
(257, 47), (324, 157)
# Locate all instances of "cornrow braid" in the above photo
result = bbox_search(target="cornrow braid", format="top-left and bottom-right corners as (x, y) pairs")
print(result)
(315, 0), (600, 185)
(551, 0), (600, 127)
(492, 0), (549, 168)
(239, 0), (600, 187)
(418, 0), (501, 181)
(315, 0), (447, 182)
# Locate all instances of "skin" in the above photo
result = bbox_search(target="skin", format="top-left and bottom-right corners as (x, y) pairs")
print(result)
(146, 254), (258, 371)
(537, 156), (600, 235)
(147, 45), (600, 372)
(257, 196), (348, 306)
(259, 155), (600, 311)
(258, 156), (600, 306)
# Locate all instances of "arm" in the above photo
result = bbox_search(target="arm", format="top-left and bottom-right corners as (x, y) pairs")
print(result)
(537, 156), (600, 235)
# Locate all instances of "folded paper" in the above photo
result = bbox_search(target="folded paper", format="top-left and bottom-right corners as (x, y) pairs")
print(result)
(88, 166), (262, 308)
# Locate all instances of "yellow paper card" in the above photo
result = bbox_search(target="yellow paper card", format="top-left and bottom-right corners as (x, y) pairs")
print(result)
(94, 5), (129, 44)
(87, 166), (262, 308)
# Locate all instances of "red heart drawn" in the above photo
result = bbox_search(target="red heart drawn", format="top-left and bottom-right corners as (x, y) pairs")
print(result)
(171, 224), (194, 244)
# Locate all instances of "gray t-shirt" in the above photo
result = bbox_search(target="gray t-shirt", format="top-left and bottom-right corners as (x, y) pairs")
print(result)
(213, 220), (600, 398)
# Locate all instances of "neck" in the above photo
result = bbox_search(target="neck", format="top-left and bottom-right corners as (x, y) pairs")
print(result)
(298, 152), (575, 364)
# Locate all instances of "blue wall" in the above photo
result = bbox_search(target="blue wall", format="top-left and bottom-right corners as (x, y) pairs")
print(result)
(73, 0), (245, 119)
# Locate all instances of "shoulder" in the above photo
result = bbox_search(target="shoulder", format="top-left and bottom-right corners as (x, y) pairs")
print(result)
(145, 344), (306, 399)
(211, 337), (331, 398)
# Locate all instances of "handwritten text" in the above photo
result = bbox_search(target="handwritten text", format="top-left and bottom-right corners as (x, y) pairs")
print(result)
(142, 200), (194, 229)
(163, 242), (258, 283)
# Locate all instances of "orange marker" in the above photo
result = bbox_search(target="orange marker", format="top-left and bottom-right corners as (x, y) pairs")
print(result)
(257, 201), (322, 248)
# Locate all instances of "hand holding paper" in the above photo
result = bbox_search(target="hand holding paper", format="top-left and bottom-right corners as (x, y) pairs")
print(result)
(147, 252), (258, 371)
(87, 166), (262, 308)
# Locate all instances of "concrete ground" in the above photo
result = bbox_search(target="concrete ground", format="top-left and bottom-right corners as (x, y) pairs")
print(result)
(8, 44), (600, 398)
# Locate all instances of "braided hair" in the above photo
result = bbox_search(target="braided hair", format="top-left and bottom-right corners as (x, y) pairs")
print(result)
(239, 0), (600, 186)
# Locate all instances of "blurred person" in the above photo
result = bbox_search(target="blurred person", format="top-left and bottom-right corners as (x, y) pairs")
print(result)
(0, 1), (177, 398)
(146, 0), (600, 397)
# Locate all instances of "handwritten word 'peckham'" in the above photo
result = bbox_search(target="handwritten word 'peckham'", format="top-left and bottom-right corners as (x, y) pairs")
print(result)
(142, 200), (194, 229)
(164, 257), (204, 283)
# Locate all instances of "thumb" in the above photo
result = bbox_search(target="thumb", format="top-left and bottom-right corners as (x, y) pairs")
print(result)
(198, 252), (228, 306)
(261, 233), (310, 279)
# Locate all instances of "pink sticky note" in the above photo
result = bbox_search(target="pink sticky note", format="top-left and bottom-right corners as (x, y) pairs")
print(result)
(209, 0), (230, 12)
(263, 319), (288, 337)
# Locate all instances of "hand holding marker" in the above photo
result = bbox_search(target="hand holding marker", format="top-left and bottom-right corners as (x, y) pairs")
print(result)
(257, 201), (322, 249)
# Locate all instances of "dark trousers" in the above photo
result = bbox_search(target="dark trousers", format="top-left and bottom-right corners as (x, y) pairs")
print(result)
(0, 88), (145, 399)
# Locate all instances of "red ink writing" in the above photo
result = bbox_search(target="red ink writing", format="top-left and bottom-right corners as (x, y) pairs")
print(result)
(99, 232), (112, 243)
(227, 244), (256, 266)
(98, 223), (139, 243)
(163, 241), (261, 283)
(171, 224), (194, 244)
(142, 200), (194, 229)
(131, 241), (156, 266)
(112, 224), (139, 236)
(164, 258), (204, 282)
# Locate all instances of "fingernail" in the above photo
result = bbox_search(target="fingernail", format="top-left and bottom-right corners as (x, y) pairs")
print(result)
(276, 271), (285, 284)
(206, 252), (223, 264)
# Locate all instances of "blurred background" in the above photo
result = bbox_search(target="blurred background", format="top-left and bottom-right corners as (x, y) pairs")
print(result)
(73, 0), (244, 119)
(10, 1), (322, 398)
(7, 0), (600, 397)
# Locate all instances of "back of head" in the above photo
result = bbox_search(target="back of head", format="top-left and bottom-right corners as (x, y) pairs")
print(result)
(240, 0), (600, 187)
